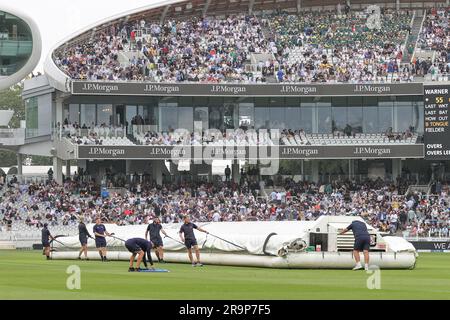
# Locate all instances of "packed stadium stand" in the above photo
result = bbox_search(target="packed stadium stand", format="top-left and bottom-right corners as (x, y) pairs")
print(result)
(51, 3), (449, 84)
(1, 0), (449, 249)
(1, 177), (449, 240)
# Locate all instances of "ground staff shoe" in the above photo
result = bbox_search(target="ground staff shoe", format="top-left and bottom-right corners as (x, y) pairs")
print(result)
(352, 264), (363, 271)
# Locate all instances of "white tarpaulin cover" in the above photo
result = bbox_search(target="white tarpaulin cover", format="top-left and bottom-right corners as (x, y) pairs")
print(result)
(54, 221), (315, 256)
(383, 236), (418, 254)
(53, 220), (415, 256)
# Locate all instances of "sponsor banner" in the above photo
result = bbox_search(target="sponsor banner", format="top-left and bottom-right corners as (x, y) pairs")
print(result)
(423, 84), (450, 160)
(410, 241), (450, 252)
(280, 145), (424, 159)
(72, 81), (424, 97)
(78, 144), (424, 160)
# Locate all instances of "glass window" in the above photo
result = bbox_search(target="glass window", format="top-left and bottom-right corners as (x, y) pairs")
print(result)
(194, 107), (208, 131)
(25, 97), (38, 137)
(209, 106), (222, 131)
(347, 97), (363, 133)
(285, 98), (300, 130)
(126, 105), (137, 126)
(138, 102), (158, 126)
(331, 97), (347, 133)
(80, 104), (96, 128)
(285, 107), (300, 130)
(378, 98), (393, 133)
(160, 106), (177, 132)
(193, 97), (209, 130)
(0, 10), (33, 76)
(114, 105), (125, 126)
(300, 98), (314, 133)
(64, 104), (79, 125)
(317, 98), (332, 133)
(97, 104), (112, 126)
(137, 105), (148, 125)
(178, 97), (193, 131)
(395, 98), (413, 132)
(269, 98), (285, 129)
(209, 98), (223, 131)
(159, 98), (178, 132)
(209, 98), (235, 131)
(363, 97), (378, 133)
(178, 107), (193, 131)
(414, 100), (424, 133)
(238, 103), (254, 129)
(254, 98), (269, 130)
(223, 98), (238, 129)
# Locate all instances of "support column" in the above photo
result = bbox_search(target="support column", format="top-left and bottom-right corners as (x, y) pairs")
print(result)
(126, 160), (132, 184)
(54, 95), (65, 139)
(296, 0), (302, 13)
(208, 165), (213, 182)
(77, 160), (87, 181)
(16, 154), (23, 176)
(65, 160), (71, 178)
(53, 157), (63, 184)
(311, 161), (319, 183)
(300, 160), (304, 179)
(232, 162), (240, 183)
(348, 159), (354, 180)
(170, 161), (180, 184)
(396, 0), (400, 11)
(152, 160), (163, 186)
(191, 162), (198, 182)
(392, 159), (403, 181)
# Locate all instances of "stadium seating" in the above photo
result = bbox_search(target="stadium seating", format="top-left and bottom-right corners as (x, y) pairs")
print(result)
(304, 132), (418, 146)
(52, 8), (442, 84)
(1, 178), (448, 239)
(416, 8), (449, 79)
(60, 123), (421, 147)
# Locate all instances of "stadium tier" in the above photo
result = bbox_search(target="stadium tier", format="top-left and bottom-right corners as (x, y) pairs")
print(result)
(49, 5), (449, 84)
(0, 0), (449, 247)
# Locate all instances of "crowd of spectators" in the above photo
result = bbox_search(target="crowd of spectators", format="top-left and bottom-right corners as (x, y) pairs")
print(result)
(262, 9), (414, 83)
(136, 128), (275, 146)
(52, 7), (446, 84)
(54, 15), (267, 83)
(416, 7), (449, 79)
(1, 173), (448, 238)
(58, 120), (419, 146)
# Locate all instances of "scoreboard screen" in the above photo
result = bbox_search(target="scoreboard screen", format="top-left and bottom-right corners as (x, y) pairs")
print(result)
(424, 84), (450, 160)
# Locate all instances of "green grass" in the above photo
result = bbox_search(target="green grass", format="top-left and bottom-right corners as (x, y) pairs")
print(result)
(0, 251), (449, 300)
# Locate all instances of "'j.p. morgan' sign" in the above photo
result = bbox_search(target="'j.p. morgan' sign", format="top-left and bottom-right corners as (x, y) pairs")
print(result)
(78, 144), (424, 160)
(72, 81), (423, 97)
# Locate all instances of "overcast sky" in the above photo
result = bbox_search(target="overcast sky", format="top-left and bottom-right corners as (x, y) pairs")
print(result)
(0, 0), (158, 71)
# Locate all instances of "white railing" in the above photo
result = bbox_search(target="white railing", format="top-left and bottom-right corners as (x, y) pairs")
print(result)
(411, 10), (428, 63)
(54, 126), (127, 141)
(6, 174), (48, 184)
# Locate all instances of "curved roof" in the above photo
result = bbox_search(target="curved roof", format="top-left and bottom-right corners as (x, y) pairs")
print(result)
(44, 0), (446, 91)
(0, 4), (42, 90)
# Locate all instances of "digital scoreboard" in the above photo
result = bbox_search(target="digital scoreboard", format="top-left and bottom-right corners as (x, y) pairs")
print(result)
(424, 84), (450, 160)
